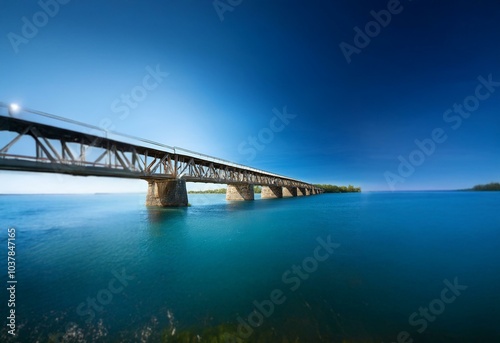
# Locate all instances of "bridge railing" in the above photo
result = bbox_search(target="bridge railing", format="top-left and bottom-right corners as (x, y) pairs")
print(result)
(0, 103), (176, 154)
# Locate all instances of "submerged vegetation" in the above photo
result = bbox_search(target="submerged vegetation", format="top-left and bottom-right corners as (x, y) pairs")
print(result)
(314, 184), (361, 193)
(157, 325), (378, 343)
(470, 182), (500, 191)
(45, 322), (382, 343)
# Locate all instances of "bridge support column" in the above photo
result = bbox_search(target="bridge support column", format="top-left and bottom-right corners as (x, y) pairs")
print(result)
(226, 184), (254, 201)
(261, 185), (283, 199)
(282, 186), (297, 197)
(305, 189), (311, 196)
(146, 179), (188, 207)
(296, 187), (305, 196)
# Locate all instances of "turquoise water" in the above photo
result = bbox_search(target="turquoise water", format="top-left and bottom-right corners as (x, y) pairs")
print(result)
(0, 191), (499, 342)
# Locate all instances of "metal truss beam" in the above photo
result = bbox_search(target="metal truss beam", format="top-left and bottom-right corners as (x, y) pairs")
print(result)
(0, 112), (323, 193)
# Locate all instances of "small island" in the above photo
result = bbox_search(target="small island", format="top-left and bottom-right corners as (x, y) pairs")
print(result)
(469, 182), (500, 191)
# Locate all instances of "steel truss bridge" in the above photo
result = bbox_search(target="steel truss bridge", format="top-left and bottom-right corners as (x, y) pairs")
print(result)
(0, 103), (323, 203)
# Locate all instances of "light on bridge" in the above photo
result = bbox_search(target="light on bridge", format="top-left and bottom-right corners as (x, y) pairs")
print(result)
(8, 103), (20, 116)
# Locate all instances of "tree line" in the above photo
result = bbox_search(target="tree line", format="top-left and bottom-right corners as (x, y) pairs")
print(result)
(188, 186), (262, 194)
(314, 184), (361, 193)
(470, 182), (500, 191)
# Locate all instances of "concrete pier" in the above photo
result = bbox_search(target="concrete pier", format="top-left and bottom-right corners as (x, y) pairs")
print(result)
(261, 185), (283, 199)
(296, 187), (305, 196)
(146, 179), (188, 207)
(226, 184), (255, 201)
(282, 186), (297, 197)
(305, 189), (311, 196)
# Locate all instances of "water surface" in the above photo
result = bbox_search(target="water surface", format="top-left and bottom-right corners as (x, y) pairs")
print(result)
(0, 191), (499, 342)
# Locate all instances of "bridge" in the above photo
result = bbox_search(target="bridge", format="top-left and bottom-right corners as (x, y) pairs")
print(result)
(0, 103), (323, 206)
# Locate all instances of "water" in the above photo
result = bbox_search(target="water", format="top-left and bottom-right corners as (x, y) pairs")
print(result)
(0, 191), (499, 342)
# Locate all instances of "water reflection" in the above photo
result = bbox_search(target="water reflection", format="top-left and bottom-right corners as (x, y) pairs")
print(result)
(146, 207), (188, 224)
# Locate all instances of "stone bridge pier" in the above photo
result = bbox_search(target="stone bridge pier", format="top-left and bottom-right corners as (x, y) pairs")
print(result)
(282, 186), (297, 197)
(145, 180), (322, 207)
(296, 187), (306, 196)
(226, 184), (255, 201)
(261, 185), (283, 199)
(146, 179), (188, 207)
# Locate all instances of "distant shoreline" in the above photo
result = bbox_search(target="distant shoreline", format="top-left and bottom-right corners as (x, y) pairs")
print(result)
(463, 182), (500, 192)
(314, 184), (361, 193)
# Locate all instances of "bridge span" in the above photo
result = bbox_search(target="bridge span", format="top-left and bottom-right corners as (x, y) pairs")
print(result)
(0, 103), (323, 206)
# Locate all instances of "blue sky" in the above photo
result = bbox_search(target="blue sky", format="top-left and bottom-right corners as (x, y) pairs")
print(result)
(1, 0), (499, 192)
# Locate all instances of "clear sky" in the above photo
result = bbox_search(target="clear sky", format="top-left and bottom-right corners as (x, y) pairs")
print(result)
(1, 0), (499, 193)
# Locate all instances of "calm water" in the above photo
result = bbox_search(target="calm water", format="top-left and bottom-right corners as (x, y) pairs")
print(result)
(0, 191), (499, 342)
